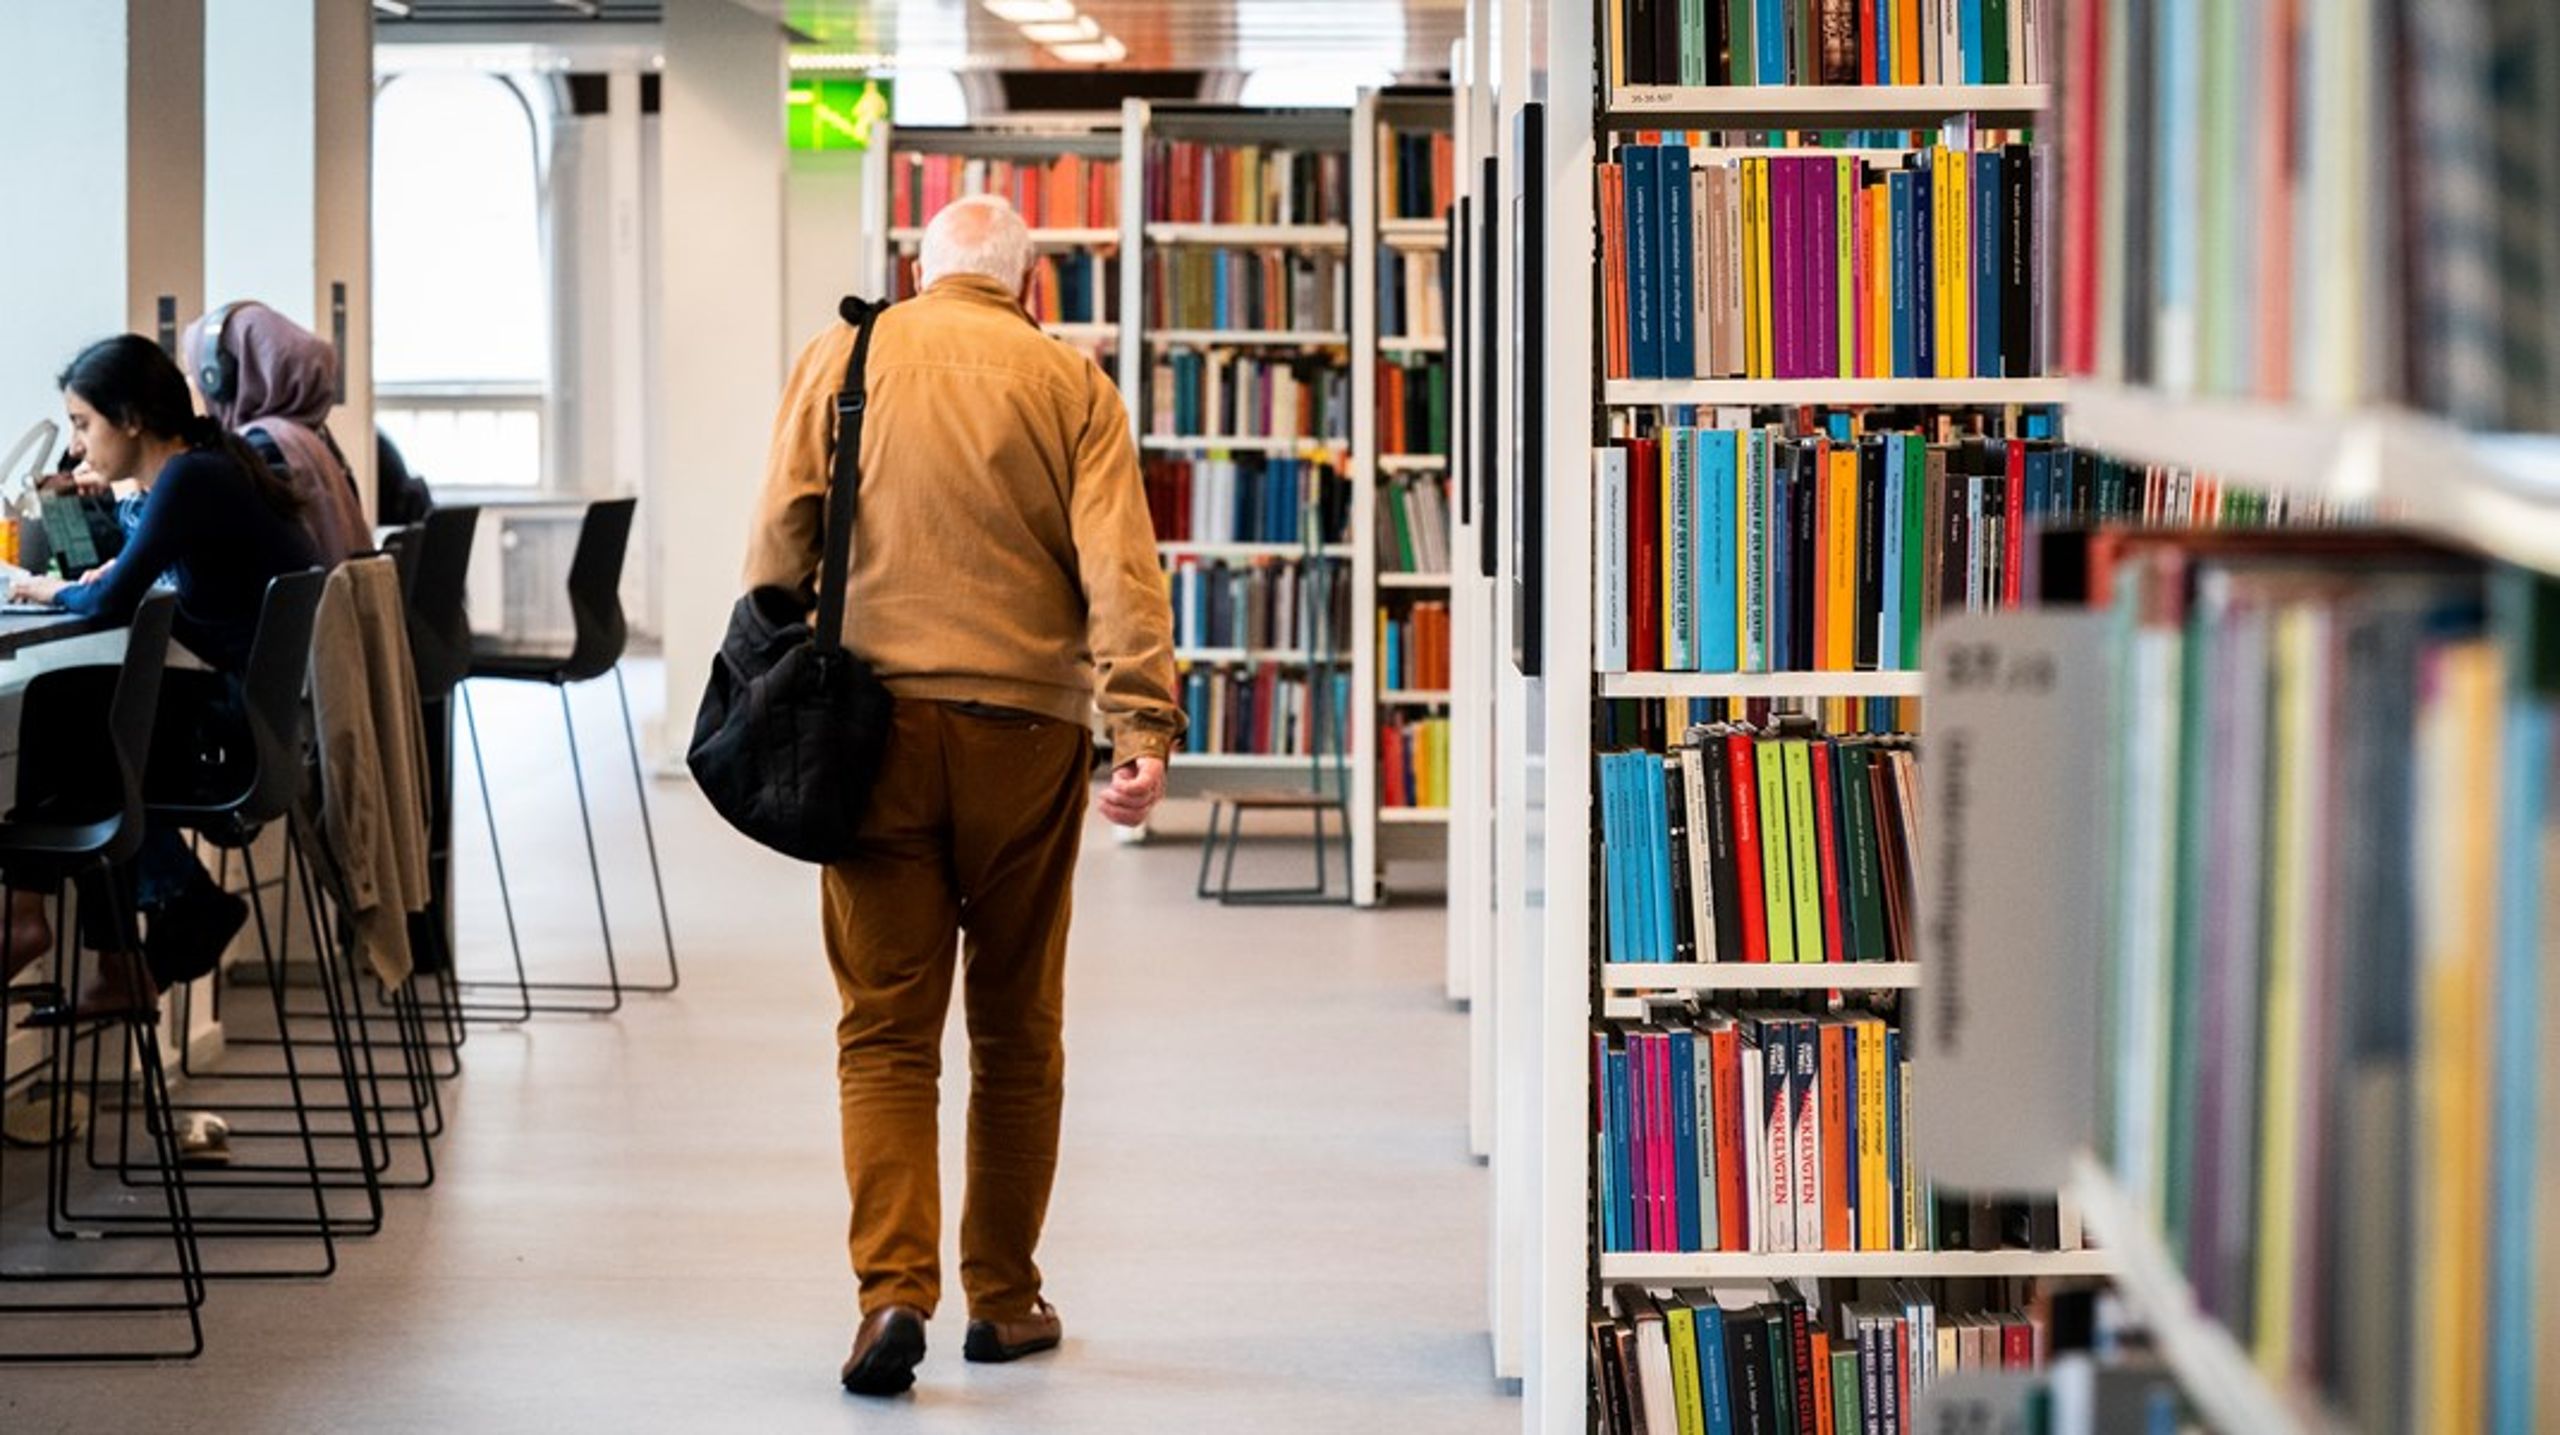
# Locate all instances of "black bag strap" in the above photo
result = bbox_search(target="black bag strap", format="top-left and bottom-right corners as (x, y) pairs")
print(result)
(813, 296), (888, 655)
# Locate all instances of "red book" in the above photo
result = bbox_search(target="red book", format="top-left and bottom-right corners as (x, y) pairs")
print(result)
(1820, 1022), (1852, 1251)
(1723, 733), (1770, 962)
(2001, 1318), (2036, 1369)
(1809, 738), (1846, 964)
(1857, 0), (1878, 84)
(2062, 0), (2104, 374)
(1709, 1025), (1747, 1251)
(2002, 439), (2026, 609)
(1628, 439), (1664, 670)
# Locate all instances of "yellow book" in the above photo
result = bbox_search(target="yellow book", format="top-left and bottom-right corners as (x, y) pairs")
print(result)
(1835, 156), (1855, 381)
(1751, 157), (1776, 381)
(2251, 607), (2316, 1377)
(1606, 0), (1625, 90)
(1857, 1017), (1887, 1250)
(1949, 148), (1973, 380)
(1827, 449), (1858, 670)
(1781, 738), (1822, 962)
(1871, 187), (1892, 378)
(1755, 738), (1795, 963)
(1666, 1302), (1704, 1435)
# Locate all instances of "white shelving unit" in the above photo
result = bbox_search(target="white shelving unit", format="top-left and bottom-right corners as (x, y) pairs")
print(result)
(1121, 100), (1370, 824)
(1353, 85), (1459, 904)
(865, 121), (1123, 346)
(1483, 20), (2072, 1427)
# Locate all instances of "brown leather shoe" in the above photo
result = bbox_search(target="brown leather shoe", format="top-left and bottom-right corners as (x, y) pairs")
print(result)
(963, 1298), (1062, 1364)
(839, 1304), (927, 1396)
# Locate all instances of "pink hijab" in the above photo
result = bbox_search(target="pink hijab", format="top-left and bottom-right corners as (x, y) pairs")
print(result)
(182, 301), (372, 564)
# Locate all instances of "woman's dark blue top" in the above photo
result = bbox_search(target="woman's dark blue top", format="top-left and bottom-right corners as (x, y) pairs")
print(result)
(58, 447), (321, 672)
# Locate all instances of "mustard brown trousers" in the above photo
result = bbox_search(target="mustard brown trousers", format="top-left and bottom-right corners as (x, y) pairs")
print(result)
(821, 698), (1091, 1321)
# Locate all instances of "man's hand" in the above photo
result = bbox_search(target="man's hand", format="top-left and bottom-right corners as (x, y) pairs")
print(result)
(9, 573), (69, 605)
(1095, 756), (1165, 828)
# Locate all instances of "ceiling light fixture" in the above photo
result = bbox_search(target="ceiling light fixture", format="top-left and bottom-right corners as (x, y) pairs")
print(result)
(552, 0), (603, 15)
(983, 0), (1076, 22)
(371, 0), (413, 15)
(1046, 35), (1127, 64)
(1019, 15), (1101, 43)
(790, 51), (896, 72)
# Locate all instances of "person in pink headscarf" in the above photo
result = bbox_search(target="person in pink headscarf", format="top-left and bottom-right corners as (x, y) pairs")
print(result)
(181, 300), (372, 565)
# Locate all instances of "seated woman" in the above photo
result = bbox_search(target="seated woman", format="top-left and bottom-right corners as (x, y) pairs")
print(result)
(3, 334), (320, 1016)
(181, 300), (371, 565)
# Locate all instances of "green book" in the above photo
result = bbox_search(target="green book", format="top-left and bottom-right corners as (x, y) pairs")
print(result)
(2161, 605), (2210, 1264)
(1755, 740), (1796, 964)
(1780, 738), (1823, 966)
(1679, 0), (1708, 85)
(1900, 438), (1926, 668)
(1427, 364), (1450, 453)
(1764, 1308), (1795, 1435)
(1983, 0), (2009, 83)
(1838, 746), (1886, 962)
(1830, 1348), (1861, 1435)
(1726, 0), (1752, 83)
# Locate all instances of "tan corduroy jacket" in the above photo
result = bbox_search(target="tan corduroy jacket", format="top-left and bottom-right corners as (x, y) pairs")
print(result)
(743, 275), (1184, 766)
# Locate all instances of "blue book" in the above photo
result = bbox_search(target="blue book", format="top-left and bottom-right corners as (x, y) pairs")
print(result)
(1694, 1300), (1735, 1435)
(1885, 1025), (1906, 1250)
(1909, 158), (1935, 378)
(1670, 1028), (1700, 1250)
(1869, 0), (1890, 81)
(1625, 144), (1663, 380)
(1661, 143), (1695, 380)
(1606, 754), (1634, 966)
(1880, 434), (1906, 669)
(2493, 600), (2554, 1428)
(1698, 429), (1739, 671)
(1826, 412), (1853, 443)
(1607, 1042), (1635, 1250)
(1667, 429), (1697, 670)
(1974, 150), (2003, 378)
(1646, 753), (1678, 961)
(1960, 0), (1984, 83)
(1756, 0), (1786, 83)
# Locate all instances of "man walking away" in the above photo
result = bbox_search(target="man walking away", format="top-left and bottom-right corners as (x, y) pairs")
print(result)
(742, 194), (1183, 1397)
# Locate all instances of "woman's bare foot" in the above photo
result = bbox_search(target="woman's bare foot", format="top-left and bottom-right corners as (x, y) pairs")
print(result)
(75, 948), (157, 1016)
(1, 890), (53, 984)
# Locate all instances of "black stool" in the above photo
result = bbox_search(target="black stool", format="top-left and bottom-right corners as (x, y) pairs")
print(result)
(455, 497), (675, 1018)
(0, 594), (206, 1361)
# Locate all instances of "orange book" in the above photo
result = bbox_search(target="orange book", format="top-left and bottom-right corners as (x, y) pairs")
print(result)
(1810, 1330), (1836, 1430)
(1894, 0), (1921, 82)
(1820, 1022), (1853, 1251)
(1709, 1023), (1746, 1251)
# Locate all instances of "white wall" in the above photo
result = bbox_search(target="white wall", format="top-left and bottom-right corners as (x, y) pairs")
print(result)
(202, 0), (375, 508)
(654, 0), (786, 759)
(785, 151), (868, 352)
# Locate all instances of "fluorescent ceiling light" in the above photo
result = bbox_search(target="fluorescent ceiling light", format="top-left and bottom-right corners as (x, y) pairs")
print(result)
(1047, 35), (1127, 64)
(790, 51), (895, 71)
(983, 0), (1076, 22)
(372, 0), (413, 14)
(1019, 15), (1101, 43)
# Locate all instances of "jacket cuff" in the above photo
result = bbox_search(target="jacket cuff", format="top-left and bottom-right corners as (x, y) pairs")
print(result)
(1111, 728), (1175, 768)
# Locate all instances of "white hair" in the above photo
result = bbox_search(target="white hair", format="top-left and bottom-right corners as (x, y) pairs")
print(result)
(918, 194), (1035, 291)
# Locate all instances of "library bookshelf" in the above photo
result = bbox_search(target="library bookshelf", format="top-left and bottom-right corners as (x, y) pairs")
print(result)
(1116, 99), (1375, 833)
(865, 121), (1123, 366)
(1490, 5), (2076, 1427)
(1353, 84), (1459, 905)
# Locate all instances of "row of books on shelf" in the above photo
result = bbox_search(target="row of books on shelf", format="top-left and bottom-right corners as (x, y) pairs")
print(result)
(886, 151), (1119, 231)
(1600, 721), (1916, 966)
(1380, 715), (1449, 809)
(1377, 247), (1449, 342)
(1600, 140), (2046, 383)
(1377, 123), (1455, 221)
(1379, 601), (1451, 692)
(1596, 422), (2315, 676)
(1165, 554), (1350, 656)
(2054, 1), (2560, 429)
(1145, 249), (1344, 333)
(893, 252), (1115, 327)
(1606, 0), (2052, 90)
(1593, 1282), (2069, 1435)
(1146, 351), (1351, 444)
(1378, 356), (1452, 459)
(1143, 454), (1351, 549)
(1176, 664), (1350, 760)
(2060, 530), (2554, 1433)
(1144, 140), (1349, 226)
(1380, 472), (1452, 575)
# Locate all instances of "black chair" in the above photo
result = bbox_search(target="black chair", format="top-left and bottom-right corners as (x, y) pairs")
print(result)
(454, 498), (675, 1018)
(0, 593), (206, 1362)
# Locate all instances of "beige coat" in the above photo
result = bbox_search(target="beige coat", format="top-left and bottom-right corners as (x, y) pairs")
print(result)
(307, 556), (432, 986)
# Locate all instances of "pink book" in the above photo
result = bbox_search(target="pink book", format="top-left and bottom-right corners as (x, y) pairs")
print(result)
(1810, 155), (1839, 380)
(1651, 1033), (1677, 1251)
(1853, 172), (1872, 379)
(1771, 157), (1801, 380)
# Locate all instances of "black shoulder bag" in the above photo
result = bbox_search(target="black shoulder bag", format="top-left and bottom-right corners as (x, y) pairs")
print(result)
(687, 297), (896, 863)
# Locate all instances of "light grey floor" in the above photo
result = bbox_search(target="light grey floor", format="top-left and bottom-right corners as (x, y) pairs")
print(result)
(0, 673), (1507, 1434)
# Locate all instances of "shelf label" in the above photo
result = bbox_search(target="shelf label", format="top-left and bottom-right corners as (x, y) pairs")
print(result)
(1615, 89), (1685, 111)
(1913, 611), (2111, 1191)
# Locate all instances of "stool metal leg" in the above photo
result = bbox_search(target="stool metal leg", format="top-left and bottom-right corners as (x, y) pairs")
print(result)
(452, 682), (534, 1023)
(611, 665), (679, 993)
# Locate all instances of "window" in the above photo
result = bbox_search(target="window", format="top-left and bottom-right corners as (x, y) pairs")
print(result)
(372, 70), (548, 489)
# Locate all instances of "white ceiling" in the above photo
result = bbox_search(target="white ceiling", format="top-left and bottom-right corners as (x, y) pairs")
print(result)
(383, 0), (1466, 73)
